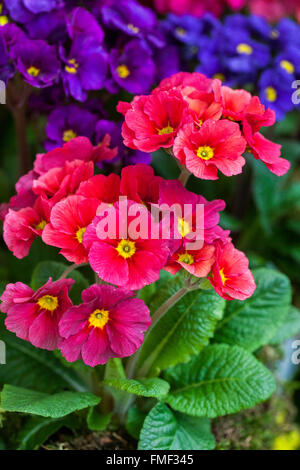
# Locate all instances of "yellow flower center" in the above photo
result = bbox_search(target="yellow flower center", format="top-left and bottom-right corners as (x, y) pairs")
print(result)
(76, 227), (86, 244)
(219, 268), (228, 286)
(280, 60), (295, 74)
(197, 146), (214, 160)
(35, 220), (47, 231)
(236, 43), (253, 55)
(175, 27), (186, 36)
(88, 309), (109, 329)
(27, 66), (40, 77)
(157, 124), (174, 135)
(37, 295), (58, 312)
(0, 15), (9, 26)
(63, 129), (77, 142)
(177, 218), (191, 238)
(116, 64), (130, 78)
(265, 86), (277, 102)
(116, 239), (136, 259)
(213, 73), (225, 82)
(127, 23), (139, 34)
(65, 58), (79, 74)
(270, 29), (279, 39)
(178, 252), (194, 265)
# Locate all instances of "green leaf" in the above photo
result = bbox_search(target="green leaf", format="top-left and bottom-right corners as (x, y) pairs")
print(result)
(0, 435), (5, 450)
(87, 407), (111, 432)
(126, 406), (146, 440)
(31, 261), (88, 304)
(270, 307), (300, 345)
(17, 415), (77, 450)
(163, 344), (276, 418)
(0, 320), (87, 393)
(138, 403), (215, 450)
(214, 268), (291, 352)
(0, 384), (100, 418)
(137, 277), (225, 375)
(104, 377), (170, 398)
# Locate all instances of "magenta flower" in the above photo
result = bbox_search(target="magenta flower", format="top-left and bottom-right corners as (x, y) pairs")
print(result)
(59, 284), (151, 366)
(0, 278), (74, 350)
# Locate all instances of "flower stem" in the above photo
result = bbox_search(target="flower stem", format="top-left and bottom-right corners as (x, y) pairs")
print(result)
(58, 263), (88, 280)
(178, 166), (191, 187)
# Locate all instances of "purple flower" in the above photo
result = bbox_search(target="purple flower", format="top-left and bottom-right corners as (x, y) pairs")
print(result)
(100, 0), (164, 48)
(275, 47), (300, 77)
(0, 35), (14, 84)
(25, 10), (67, 42)
(4, 0), (64, 23)
(67, 7), (104, 43)
(259, 68), (294, 120)
(10, 37), (60, 88)
(109, 39), (155, 94)
(60, 34), (108, 101)
(45, 104), (98, 150)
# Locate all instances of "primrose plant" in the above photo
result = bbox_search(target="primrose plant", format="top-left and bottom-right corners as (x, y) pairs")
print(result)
(0, 72), (295, 450)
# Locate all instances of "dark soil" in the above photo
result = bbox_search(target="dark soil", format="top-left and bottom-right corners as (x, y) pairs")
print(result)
(44, 429), (136, 450)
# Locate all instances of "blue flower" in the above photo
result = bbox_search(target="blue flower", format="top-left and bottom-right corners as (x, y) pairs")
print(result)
(259, 68), (294, 120)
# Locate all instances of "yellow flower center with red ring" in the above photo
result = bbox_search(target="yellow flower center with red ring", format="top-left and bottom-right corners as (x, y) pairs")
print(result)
(197, 146), (214, 160)
(76, 227), (86, 244)
(219, 268), (228, 286)
(116, 239), (136, 259)
(158, 124), (174, 135)
(37, 295), (58, 312)
(177, 218), (191, 238)
(89, 309), (109, 329)
(178, 252), (194, 265)
(35, 220), (47, 231)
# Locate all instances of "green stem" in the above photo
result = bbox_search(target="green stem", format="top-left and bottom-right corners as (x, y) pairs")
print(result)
(178, 167), (191, 187)
(58, 263), (88, 280)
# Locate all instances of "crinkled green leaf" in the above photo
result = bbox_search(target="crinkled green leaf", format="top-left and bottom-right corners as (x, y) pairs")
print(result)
(138, 403), (215, 450)
(270, 307), (300, 344)
(0, 320), (87, 393)
(0, 384), (100, 418)
(104, 377), (170, 398)
(214, 268), (291, 352)
(163, 344), (276, 418)
(137, 277), (225, 375)
(17, 415), (77, 450)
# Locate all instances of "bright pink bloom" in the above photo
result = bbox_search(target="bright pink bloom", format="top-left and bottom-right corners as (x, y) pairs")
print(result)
(173, 120), (246, 180)
(208, 242), (256, 301)
(0, 278), (74, 350)
(59, 284), (151, 366)
(76, 173), (121, 203)
(219, 86), (290, 176)
(34, 137), (116, 176)
(248, 0), (300, 23)
(243, 121), (290, 176)
(33, 159), (94, 206)
(165, 243), (215, 277)
(152, 0), (244, 17)
(42, 195), (100, 264)
(83, 199), (170, 290)
(157, 71), (216, 94)
(120, 164), (163, 205)
(0, 171), (38, 221)
(3, 196), (51, 259)
(117, 89), (189, 152)
(158, 180), (230, 246)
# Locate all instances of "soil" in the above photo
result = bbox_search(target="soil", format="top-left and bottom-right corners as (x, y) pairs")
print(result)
(43, 429), (136, 450)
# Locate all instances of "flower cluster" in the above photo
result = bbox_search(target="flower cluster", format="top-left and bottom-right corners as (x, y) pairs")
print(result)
(118, 71), (290, 177)
(5, 71), (292, 367)
(0, 0), (180, 165)
(247, 0), (300, 23)
(152, 0), (245, 17)
(163, 13), (300, 119)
